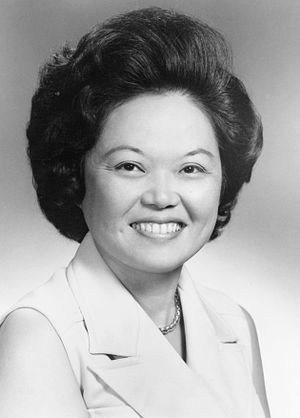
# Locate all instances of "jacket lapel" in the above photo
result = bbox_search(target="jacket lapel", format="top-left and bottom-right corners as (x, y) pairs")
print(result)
(87, 303), (232, 418)
(179, 269), (252, 417)
(67, 234), (250, 418)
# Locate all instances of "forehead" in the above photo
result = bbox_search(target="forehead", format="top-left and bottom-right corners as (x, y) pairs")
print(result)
(97, 92), (218, 157)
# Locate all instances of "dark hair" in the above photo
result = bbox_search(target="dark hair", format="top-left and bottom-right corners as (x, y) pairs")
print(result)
(27, 7), (262, 242)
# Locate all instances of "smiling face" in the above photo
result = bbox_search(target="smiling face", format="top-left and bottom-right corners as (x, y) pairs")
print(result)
(82, 92), (222, 275)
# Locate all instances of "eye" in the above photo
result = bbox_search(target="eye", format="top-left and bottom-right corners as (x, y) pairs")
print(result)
(117, 163), (137, 171)
(115, 162), (145, 174)
(180, 164), (207, 175)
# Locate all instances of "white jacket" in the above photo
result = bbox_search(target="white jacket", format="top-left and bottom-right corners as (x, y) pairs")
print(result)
(1, 233), (266, 417)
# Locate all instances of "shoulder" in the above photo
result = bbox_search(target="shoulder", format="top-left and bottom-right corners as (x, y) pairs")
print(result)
(196, 284), (244, 316)
(194, 282), (257, 349)
(0, 269), (83, 333)
(190, 278), (259, 365)
(198, 285), (256, 343)
(0, 308), (88, 417)
(0, 308), (66, 365)
(191, 279), (249, 335)
(191, 280), (270, 417)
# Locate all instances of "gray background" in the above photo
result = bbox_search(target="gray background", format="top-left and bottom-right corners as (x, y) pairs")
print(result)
(0, 1), (299, 417)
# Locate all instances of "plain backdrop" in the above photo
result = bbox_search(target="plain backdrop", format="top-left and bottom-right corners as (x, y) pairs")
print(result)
(0, 1), (299, 417)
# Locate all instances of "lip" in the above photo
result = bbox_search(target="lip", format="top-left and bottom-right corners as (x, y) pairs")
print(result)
(130, 218), (187, 225)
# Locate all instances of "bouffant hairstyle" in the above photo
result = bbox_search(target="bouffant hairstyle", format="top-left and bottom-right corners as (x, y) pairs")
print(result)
(27, 7), (262, 242)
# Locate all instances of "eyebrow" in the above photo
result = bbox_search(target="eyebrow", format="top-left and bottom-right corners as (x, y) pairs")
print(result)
(102, 145), (215, 159)
(184, 148), (215, 158)
(102, 145), (144, 158)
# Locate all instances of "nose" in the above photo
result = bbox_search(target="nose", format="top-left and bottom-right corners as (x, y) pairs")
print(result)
(141, 173), (180, 209)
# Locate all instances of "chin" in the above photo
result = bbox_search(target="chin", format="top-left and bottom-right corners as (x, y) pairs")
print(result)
(130, 252), (191, 274)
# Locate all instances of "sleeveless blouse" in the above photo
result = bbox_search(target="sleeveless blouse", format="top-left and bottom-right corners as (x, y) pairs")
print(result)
(0, 233), (266, 417)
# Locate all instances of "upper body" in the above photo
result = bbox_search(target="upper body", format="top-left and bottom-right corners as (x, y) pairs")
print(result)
(0, 6), (270, 418)
(0, 233), (269, 418)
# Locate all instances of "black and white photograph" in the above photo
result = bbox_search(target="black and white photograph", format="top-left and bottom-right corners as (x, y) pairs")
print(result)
(0, 1), (299, 417)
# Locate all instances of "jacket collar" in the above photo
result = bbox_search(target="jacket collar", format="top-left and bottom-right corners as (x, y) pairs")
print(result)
(67, 232), (237, 358)
(66, 233), (249, 418)
(67, 232), (140, 356)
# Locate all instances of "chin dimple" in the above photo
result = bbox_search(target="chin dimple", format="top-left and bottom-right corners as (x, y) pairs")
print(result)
(131, 222), (184, 235)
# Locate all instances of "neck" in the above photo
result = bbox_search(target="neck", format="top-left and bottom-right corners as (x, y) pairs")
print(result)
(98, 250), (182, 328)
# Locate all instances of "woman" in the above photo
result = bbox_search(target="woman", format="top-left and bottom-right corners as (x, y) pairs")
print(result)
(0, 7), (270, 418)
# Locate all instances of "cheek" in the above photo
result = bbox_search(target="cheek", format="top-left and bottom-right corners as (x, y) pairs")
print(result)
(186, 181), (221, 220)
(82, 174), (112, 226)
(82, 174), (136, 227)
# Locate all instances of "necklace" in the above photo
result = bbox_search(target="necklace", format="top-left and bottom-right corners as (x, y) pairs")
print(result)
(159, 289), (181, 335)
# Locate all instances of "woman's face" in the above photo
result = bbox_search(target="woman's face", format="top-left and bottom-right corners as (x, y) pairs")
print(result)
(82, 92), (222, 274)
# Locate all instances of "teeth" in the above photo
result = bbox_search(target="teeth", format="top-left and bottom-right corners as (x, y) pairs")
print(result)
(152, 224), (159, 234)
(132, 222), (183, 235)
(161, 224), (167, 234)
